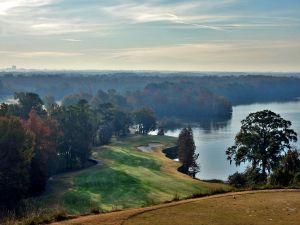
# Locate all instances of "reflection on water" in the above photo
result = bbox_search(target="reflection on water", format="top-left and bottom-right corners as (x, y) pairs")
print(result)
(165, 100), (300, 181)
(165, 114), (232, 134)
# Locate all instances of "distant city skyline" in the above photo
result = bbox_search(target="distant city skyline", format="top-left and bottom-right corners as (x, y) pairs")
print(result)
(0, 0), (300, 72)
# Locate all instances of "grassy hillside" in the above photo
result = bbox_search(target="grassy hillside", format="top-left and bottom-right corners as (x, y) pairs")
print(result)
(40, 135), (229, 215)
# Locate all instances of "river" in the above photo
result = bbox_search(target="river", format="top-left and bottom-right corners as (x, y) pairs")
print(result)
(164, 100), (300, 181)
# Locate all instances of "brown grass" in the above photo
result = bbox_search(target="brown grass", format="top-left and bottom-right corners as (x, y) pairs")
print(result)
(51, 189), (300, 225)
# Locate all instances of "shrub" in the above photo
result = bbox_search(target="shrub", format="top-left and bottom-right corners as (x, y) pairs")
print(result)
(269, 170), (293, 186)
(244, 167), (266, 185)
(228, 172), (246, 188)
(293, 172), (300, 185)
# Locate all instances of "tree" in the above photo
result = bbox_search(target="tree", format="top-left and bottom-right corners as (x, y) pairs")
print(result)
(94, 123), (114, 146)
(1, 92), (46, 119)
(157, 127), (165, 136)
(14, 92), (46, 119)
(281, 149), (300, 174)
(55, 100), (94, 170)
(91, 102), (115, 145)
(226, 110), (297, 182)
(0, 116), (35, 208)
(270, 149), (300, 186)
(190, 153), (200, 178)
(228, 172), (247, 188)
(62, 92), (92, 107)
(113, 109), (132, 137)
(133, 107), (156, 134)
(177, 127), (199, 178)
(25, 110), (56, 195)
(43, 95), (57, 113)
(0, 103), (8, 116)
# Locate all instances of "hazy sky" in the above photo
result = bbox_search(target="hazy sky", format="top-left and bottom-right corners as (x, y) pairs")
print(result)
(0, 0), (300, 72)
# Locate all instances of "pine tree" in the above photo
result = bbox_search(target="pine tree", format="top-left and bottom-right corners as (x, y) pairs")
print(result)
(177, 127), (199, 177)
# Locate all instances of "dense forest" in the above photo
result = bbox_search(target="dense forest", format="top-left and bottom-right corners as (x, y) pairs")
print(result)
(0, 91), (157, 209)
(0, 72), (300, 102)
(1, 72), (300, 121)
(127, 82), (232, 119)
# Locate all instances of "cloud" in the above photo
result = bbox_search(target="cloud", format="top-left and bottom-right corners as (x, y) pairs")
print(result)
(31, 22), (91, 35)
(0, 0), (56, 15)
(0, 17), (107, 36)
(2, 40), (300, 72)
(1, 0), (300, 71)
(100, 1), (299, 31)
(1, 0), (298, 38)
(1, 51), (83, 58)
(0, 0), (108, 36)
(81, 40), (300, 71)
(100, 1), (238, 30)
(62, 38), (82, 42)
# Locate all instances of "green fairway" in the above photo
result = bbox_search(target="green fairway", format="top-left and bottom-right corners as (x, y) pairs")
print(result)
(40, 135), (230, 215)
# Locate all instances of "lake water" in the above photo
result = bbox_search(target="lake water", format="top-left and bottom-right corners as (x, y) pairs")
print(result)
(164, 100), (300, 181)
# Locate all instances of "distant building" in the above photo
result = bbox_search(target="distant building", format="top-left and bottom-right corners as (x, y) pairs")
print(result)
(11, 65), (17, 70)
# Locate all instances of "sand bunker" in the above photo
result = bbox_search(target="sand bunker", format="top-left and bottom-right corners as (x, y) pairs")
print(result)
(137, 143), (164, 152)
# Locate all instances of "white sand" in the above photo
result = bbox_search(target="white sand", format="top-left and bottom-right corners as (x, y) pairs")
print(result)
(137, 143), (164, 152)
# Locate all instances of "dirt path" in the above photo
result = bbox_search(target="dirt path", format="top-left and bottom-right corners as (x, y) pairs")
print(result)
(51, 189), (299, 225)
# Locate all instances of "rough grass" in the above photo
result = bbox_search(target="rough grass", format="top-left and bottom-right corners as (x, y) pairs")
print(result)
(39, 135), (229, 216)
(0, 203), (69, 225)
(125, 191), (300, 225)
(50, 190), (300, 225)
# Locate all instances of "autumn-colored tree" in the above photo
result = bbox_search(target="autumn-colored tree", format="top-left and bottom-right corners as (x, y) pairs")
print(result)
(177, 127), (199, 177)
(0, 116), (35, 208)
(25, 110), (56, 194)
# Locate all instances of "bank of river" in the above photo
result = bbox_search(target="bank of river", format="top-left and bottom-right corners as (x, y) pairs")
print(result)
(164, 100), (300, 181)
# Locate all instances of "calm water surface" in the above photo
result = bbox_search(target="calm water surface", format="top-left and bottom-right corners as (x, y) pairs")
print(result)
(165, 101), (300, 181)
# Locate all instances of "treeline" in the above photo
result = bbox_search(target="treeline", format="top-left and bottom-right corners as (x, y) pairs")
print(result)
(127, 82), (232, 119)
(207, 76), (300, 105)
(0, 72), (161, 99)
(1, 72), (300, 106)
(0, 92), (157, 209)
(60, 84), (232, 121)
